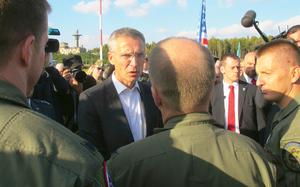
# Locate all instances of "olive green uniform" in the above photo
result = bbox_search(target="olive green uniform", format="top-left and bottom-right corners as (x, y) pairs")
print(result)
(0, 80), (105, 187)
(108, 113), (276, 187)
(265, 94), (300, 186)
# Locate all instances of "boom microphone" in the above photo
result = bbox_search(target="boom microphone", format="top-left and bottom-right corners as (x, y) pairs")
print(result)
(241, 10), (256, 28)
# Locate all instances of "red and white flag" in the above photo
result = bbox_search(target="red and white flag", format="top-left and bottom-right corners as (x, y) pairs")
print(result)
(197, 0), (208, 47)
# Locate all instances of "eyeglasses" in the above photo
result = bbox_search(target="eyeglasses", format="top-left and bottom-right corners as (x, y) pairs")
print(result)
(119, 52), (146, 61)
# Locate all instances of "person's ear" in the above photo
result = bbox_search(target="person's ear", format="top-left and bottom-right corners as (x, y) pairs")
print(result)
(151, 86), (162, 108)
(21, 35), (36, 66)
(108, 51), (114, 65)
(291, 66), (300, 83)
(220, 65), (225, 74)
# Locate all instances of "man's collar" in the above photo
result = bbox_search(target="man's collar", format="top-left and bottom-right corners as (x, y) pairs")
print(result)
(112, 73), (139, 94)
(243, 73), (257, 82)
(223, 80), (238, 87)
(164, 113), (212, 129)
(274, 94), (300, 122)
(0, 79), (29, 108)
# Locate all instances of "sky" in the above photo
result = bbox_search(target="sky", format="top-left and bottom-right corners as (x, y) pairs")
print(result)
(48, 0), (300, 50)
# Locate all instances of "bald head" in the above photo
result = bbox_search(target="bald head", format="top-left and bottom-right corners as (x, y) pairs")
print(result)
(149, 37), (215, 112)
(243, 51), (257, 78)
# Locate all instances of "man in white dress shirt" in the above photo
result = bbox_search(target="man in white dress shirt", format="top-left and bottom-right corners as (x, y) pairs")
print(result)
(78, 28), (163, 159)
(210, 54), (266, 144)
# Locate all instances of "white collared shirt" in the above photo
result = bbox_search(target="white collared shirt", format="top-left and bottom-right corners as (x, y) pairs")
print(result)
(243, 73), (257, 85)
(223, 81), (240, 133)
(112, 73), (146, 141)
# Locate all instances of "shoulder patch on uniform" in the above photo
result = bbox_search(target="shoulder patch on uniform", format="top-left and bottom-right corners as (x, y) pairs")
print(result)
(282, 142), (300, 172)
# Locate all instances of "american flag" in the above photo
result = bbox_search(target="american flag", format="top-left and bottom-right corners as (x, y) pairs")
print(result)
(197, 0), (208, 47)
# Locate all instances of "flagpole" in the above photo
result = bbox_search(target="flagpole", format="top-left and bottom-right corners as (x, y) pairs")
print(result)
(99, 0), (103, 62)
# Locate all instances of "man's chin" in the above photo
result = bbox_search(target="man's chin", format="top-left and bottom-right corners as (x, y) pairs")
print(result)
(246, 71), (256, 78)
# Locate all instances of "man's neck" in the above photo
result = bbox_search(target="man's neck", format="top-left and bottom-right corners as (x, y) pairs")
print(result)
(114, 73), (136, 89)
(0, 70), (27, 97)
(162, 106), (209, 125)
(223, 79), (238, 85)
(278, 86), (300, 109)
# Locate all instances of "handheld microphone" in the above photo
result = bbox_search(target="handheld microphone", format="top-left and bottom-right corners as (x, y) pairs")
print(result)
(241, 10), (256, 28)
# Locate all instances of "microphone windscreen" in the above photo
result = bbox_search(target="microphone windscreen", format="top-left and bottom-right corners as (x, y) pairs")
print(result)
(241, 10), (256, 28)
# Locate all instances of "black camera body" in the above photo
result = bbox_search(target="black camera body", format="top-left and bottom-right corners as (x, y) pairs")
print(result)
(63, 55), (87, 83)
(70, 68), (87, 83)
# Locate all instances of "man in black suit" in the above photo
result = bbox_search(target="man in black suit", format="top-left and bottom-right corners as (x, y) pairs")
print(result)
(78, 28), (163, 160)
(240, 51), (257, 85)
(210, 54), (266, 144)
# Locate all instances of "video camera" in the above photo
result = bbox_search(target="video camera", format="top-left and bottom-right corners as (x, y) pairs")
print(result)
(46, 28), (60, 53)
(63, 55), (87, 83)
(45, 38), (59, 53)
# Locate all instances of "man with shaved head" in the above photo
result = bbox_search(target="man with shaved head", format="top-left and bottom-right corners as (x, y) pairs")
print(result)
(106, 37), (276, 187)
(256, 39), (300, 186)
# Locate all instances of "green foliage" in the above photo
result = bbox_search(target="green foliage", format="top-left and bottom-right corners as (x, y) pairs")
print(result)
(208, 36), (265, 59)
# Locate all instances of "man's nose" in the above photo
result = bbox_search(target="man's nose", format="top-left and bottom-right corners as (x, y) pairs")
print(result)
(256, 77), (263, 87)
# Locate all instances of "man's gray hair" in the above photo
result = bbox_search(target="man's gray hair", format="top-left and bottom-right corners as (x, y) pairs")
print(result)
(108, 27), (145, 52)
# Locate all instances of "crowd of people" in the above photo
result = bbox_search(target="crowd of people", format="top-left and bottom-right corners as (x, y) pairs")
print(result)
(1, 0), (300, 186)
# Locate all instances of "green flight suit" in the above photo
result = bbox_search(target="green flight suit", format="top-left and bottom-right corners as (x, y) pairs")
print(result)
(108, 113), (276, 187)
(265, 94), (300, 186)
(0, 80), (105, 187)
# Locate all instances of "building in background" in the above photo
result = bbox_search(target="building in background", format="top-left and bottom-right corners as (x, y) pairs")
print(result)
(59, 30), (86, 55)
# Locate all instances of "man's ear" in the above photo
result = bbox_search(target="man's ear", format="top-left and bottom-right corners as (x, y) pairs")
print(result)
(151, 86), (162, 108)
(291, 66), (300, 83)
(108, 51), (114, 65)
(21, 35), (36, 66)
(220, 66), (225, 74)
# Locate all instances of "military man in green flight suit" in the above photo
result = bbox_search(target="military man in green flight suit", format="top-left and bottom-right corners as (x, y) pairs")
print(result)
(256, 39), (300, 186)
(106, 37), (276, 187)
(0, 0), (105, 186)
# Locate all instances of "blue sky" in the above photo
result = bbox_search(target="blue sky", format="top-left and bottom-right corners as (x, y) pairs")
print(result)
(48, 0), (300, 49)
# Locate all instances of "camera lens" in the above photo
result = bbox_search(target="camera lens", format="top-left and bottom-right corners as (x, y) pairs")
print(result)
(72, 69), (87, 83)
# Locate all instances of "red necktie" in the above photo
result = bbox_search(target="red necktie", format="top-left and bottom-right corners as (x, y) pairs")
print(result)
(251, 79), (256, 85)
(228, 85), (235, 132)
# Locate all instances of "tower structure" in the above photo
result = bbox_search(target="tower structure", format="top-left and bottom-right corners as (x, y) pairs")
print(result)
(73, 29), (82, 48)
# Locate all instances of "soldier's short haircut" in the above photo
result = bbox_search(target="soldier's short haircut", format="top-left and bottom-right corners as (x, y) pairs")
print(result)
(107, 27), (145, 52)
(219, 53), (240, 66)
(149, 37), (215, 112)
(0, 0), (51, 63)
(256, 39), (300, 65)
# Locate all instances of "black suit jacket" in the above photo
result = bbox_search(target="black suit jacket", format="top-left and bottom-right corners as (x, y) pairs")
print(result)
(78, 76), (163, 159)
(210, 80), (266, 144)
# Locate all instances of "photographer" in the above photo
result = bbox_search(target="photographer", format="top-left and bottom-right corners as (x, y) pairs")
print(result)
(61, 55), (97, 132)
(63, 55), (97, 92)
